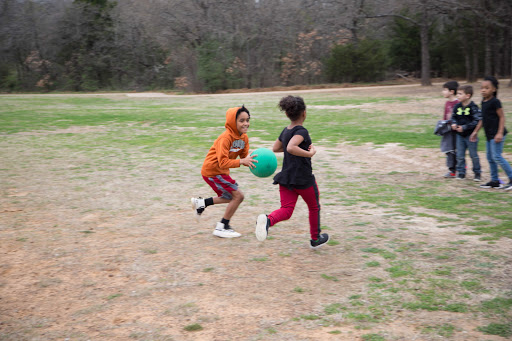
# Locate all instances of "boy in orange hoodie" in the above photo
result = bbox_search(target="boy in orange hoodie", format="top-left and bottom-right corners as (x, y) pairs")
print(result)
(191, 105), (257, 238)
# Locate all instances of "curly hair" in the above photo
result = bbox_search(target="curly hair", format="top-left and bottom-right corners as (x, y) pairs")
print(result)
(278, 96), (306, 121)
(483, 75), (499, 97)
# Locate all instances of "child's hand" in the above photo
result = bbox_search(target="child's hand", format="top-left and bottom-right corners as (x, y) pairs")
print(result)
(495, 133), (503, 143)
(451, 124), (458, 131)
(240, 154), (258, 168)
(454, 125), (463, 133)
(470, 132), (478, 142)
(308, 144), (317, 157)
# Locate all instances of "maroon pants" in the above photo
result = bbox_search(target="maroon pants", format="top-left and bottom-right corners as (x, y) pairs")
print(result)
(268, 183), (321, 240)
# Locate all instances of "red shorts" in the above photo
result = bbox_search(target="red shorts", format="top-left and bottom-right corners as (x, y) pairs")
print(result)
(202, 175), (239, 199)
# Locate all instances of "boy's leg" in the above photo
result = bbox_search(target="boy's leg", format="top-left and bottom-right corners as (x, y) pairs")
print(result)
(268, 185), (299, 226)
(221, 189), (244, 221)
(446, 151), (456, 174)
(296, 183), (321, 241)
(199, 175), (243, 238)
(467, 136), (481, 176)
(213, 190), (243, 238)
(446, 131), (457, 174)
(191, 176), (230, 220)
(455, 135), (466, 177)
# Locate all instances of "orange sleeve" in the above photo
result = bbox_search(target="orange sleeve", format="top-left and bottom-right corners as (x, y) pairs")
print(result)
(215, 137), (241, 170)
(239, 136), (249, 159)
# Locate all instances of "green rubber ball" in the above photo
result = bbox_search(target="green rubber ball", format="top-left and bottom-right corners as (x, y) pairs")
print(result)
(249, 148), (278, 178)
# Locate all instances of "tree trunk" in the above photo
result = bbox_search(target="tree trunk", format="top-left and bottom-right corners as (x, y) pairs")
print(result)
(420, 21), (431, 86)
(494, 30), (501, 77)
(469, 22), (479, 83)
(484, 29), (492, 76)
(465, 49), (471, 82)
(509, 26), (512, 87)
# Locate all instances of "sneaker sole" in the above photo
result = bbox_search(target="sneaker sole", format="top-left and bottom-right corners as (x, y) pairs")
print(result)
(310, 234), (330, 249)
(213, 229), (241, 238)
(190, 198), (201, 221)
(255, 214), (268, 241)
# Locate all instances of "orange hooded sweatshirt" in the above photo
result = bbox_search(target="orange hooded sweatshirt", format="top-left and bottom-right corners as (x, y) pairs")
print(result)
(201, 107), (250, 177)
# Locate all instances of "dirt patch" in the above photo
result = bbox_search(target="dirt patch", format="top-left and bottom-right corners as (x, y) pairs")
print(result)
(13, 126), (107, 136)
(1, 86), (511, 341)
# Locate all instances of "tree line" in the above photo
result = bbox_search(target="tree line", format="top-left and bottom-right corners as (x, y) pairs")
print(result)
(1, 0), (511, 93)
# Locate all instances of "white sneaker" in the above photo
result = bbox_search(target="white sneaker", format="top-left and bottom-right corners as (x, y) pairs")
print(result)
(213, 222), (241, 238)
(191, 197), (205, 221)
(255, 214), (269, 241)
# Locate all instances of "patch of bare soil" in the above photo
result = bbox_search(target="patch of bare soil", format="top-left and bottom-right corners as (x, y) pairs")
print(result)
(1, 86), (511, 341)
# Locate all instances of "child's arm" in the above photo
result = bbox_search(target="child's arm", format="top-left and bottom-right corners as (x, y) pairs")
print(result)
(238, 140), (257, 168)
(494, 107), (506, 143)
(470, 121), (482, 142)
(272, 138), (283, 153)
(287, 135), (316, 158)
(450, 108), (459, 131)
(215, 138), (255, 169)
(464, 106), (481, 133)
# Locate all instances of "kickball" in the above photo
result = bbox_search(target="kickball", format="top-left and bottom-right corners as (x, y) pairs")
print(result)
(249, 148), (278, 178)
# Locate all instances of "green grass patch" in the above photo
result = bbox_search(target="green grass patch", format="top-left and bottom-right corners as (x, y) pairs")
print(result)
(321, 274), (339, 282)
(421, 323), (456, 337)
(184, 323), (203, 331)
(477, 323), (512, 338)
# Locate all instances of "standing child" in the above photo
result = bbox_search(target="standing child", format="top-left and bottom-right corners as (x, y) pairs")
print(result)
(440, 80), (459, 178)
(191, 105), (257, 238)
(255, 96), (329, 249)
(471, 76), (512, 190)
(450, 85), (482, 181)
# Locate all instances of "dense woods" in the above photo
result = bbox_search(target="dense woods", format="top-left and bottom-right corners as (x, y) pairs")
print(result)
(1, 0), (511, 92)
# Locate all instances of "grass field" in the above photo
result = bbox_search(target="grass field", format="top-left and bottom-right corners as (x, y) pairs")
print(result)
(1, 83), (511, 340)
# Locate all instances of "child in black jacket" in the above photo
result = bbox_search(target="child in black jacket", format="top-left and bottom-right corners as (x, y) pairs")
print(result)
(450, 85), (482, 181)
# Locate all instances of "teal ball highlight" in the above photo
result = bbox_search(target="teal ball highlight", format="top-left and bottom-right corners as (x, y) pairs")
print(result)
(249, 148), (277, 178)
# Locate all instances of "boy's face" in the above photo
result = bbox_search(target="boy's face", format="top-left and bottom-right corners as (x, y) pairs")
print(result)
(442, 87), (454, 98)
(456, 90), (471, 103)
(236, 111), (250, 135)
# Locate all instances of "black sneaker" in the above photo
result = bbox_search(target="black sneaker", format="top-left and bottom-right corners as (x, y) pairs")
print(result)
(255, 214), (270, 241)
(456, 174), (465, 180)
(480, 181), (502, 189)
(473, 174), (481, 182)
(310, 233), (330, 249)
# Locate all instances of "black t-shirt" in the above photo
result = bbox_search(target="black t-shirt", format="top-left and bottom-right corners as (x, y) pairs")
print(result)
(273, 126), (315, 189)
(481, 97), (508, 141)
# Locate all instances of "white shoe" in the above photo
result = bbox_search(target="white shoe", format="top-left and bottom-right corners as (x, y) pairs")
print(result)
(255, 214), (269, 241)
(191, 197), (205, 221)
(213, 222), (241, 238)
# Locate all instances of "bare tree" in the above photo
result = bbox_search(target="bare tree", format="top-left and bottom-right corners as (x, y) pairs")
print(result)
(365, 0), (438, 86)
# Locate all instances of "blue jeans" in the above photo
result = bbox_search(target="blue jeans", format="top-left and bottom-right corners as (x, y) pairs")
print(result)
(486, 136), (512, 182)
(456, 134), (481, 176)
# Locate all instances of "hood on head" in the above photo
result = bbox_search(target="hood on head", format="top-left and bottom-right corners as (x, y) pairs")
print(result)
(225, 106), (241, 135)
